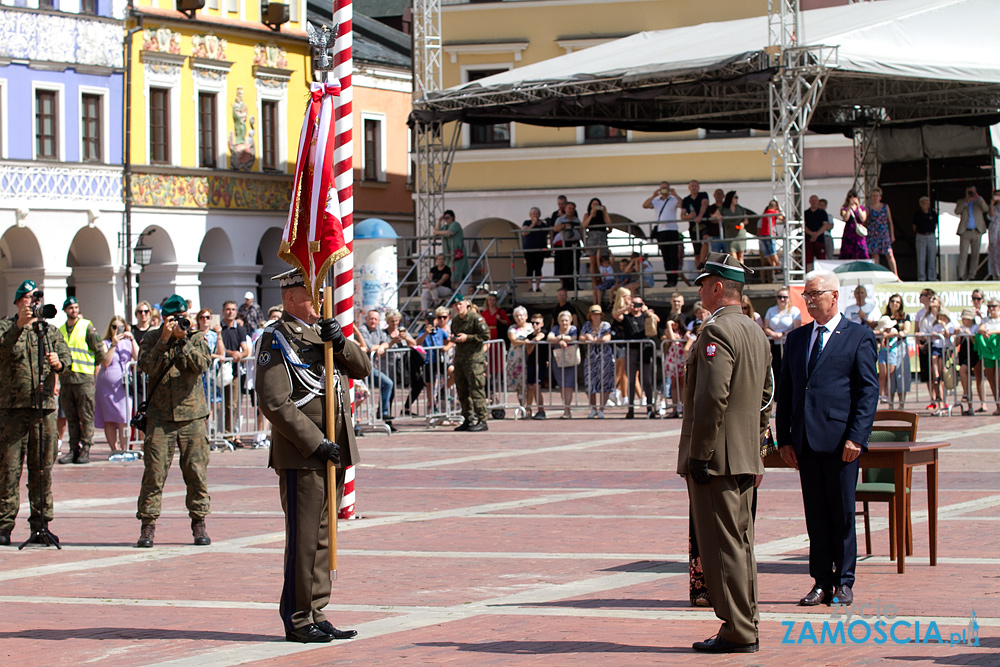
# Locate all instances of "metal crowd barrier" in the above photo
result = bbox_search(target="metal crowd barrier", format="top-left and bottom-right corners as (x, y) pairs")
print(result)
(355, 339), (521, 431)
(123, 356), (270, 454)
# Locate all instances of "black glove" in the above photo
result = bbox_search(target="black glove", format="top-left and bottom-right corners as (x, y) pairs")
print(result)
(313, 438), (341, 466)
(688, 457), (711, 486)
(318, 318), (346, 353)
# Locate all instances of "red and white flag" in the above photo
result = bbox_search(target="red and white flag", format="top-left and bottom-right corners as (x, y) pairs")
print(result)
(279, 80), (351, 305)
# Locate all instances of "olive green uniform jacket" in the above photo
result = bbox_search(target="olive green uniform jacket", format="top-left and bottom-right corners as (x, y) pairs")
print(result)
(255, 314), (372, 470)
(677, 304), (772, 476)
(137, 329), (212, 422)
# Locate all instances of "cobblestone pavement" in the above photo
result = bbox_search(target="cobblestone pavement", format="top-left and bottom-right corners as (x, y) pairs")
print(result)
(1, 412), (998, 666)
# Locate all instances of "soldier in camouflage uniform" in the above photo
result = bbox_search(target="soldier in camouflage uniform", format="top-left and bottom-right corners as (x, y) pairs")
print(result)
(56, 296), (106, 465)
(0, 280), (72, 546)
(451, 295), (491, 432)
(134, 294), (213, 548)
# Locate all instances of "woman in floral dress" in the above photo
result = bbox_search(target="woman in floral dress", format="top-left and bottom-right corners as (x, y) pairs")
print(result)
(580, 304), (615, 419)
(506, 306), (534, 415)
(866, 188), (898, 276)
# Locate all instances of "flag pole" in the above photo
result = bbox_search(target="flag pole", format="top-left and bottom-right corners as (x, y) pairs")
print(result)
(323, 278), (338, 578)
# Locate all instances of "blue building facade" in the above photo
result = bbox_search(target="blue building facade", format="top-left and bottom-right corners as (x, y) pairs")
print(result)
(0, 1), (126, 327)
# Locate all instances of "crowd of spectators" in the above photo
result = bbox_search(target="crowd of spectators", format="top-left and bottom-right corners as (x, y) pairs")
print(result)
(512, 184), (1000, 291)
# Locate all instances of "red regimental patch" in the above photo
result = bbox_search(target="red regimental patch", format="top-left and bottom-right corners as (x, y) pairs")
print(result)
(705, 343), (717, 357)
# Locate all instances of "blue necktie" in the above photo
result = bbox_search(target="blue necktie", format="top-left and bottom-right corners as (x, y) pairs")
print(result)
(808, 325), (827, 376)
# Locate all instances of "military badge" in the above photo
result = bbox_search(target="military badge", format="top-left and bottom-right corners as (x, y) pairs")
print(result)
(258, 350), (271, 366)
(705, 343), (717, 357)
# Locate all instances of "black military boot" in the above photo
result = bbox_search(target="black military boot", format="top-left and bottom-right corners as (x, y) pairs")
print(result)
(136, 523), (155, 548)
(192, 519), (211, 546)
(75, 447), (90, 464)
(468, 420), (488, 432)
(0, 528), (10, 546)
(57, 446), (79, 465)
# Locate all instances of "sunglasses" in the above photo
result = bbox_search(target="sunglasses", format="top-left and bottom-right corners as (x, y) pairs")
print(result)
(776, 295), (789, 300)
(198, 315), (211, 320)
(632, 302), (643, 307)
(136, 309), (150, 314)
(972, 296), (983, 301)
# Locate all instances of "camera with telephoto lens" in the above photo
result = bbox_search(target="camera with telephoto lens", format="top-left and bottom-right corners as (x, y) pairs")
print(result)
(29, 291), (58, 320)
(168, 315), (191, 331)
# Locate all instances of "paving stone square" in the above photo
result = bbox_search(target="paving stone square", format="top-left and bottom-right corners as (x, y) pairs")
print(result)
(0, 414), (997, 666)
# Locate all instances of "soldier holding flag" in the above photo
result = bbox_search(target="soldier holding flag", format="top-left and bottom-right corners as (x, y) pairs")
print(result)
(256, 268), (370, 642)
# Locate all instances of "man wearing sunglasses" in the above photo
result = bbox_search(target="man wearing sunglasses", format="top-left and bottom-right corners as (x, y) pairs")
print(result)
(776, 270), (878, 610)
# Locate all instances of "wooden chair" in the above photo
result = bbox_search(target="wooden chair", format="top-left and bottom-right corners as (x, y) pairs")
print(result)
(856, 410), (918, 560)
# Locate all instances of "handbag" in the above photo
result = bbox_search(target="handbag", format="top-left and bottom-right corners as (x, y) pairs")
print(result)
(855, 221), (869, 237)
(453, 248), (464, 261)
(217, 360), (234, 387)
(552, 344), (581, 368)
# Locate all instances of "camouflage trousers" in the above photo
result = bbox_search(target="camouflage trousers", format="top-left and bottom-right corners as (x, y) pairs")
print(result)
(454, 355), (487, 422)
(60, 381), (95, 452)
(0, 408), (57, 531)
(136, 418), (210, 525)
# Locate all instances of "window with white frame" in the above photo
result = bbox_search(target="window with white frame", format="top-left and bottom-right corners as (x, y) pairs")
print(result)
(462, 66), (511, 148)
(207, 0), (219, 9)
(191, 68), (228, 170)
(256, 78), (288, 174)
(32, 83), (65, 161)
(79, 86), (110, 163)
(0, 79), (7, 159)
(142, 56), (182, 166)
(362, 113), (386, 181)
(227, 0), (239, 16)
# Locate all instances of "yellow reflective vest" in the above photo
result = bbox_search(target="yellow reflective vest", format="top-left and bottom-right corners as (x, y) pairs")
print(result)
(59, 318), (96, 374)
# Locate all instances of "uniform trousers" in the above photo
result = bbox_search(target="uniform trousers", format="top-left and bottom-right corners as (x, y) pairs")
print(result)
(278, 466), (345, 632)
(687, 472), (758, 644)
(0, 408), (57, 531)
(136, 419), (210, 524)
(60, 381), (95, 452)
(454, 356), (487, 421)
(798, 446), (860, 589)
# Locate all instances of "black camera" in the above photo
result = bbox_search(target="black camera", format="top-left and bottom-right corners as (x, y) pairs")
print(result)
(175, 316), (191, 331)
(30, 291), (58, 320)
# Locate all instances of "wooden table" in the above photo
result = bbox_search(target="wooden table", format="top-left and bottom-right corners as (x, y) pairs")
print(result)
(763, 441), (949, 574)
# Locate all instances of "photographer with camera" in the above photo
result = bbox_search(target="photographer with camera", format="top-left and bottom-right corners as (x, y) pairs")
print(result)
(955, 185), (990, 281)
(0, 280), (71, 546)
(56, 296), (106, 465)
(134, 295), (213, 548)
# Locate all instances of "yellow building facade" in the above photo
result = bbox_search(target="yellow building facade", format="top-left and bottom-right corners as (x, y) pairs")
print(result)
(439, 0), (853, 241)
(124, 0), (314, 310)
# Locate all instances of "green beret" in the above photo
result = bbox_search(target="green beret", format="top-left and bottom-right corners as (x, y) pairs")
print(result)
(160, 294), (188, 317)
(62, 296), (78, 309)
(13, 280), (36, 304)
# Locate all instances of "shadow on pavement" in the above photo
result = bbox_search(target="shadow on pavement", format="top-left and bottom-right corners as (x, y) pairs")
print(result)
(0, 628), (279, 642)
(415, 641), (688, 654)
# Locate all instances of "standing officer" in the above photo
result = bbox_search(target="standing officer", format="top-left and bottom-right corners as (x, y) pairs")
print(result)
(56, 296), (105, 465)
(0, 281), (71, 546)
(451, 295), (490, 432)
(135, 295), (213, 548)
(677, 253), (772, 654)
(255, 268), (371, 643)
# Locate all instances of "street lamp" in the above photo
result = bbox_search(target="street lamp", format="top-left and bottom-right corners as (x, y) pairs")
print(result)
(133, 242), (153, 267)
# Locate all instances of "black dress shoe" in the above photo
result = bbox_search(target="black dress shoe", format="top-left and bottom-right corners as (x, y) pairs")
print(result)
(285, 624), (334, 643)
(692, 635), (759, 654)
(799, 586), (833, 606)
(624, 408), (634, 419)
(468, 420), (488, 432)
(454, 421), (471, 432)
(386, 421), (398, 433)
(0, 529), (10, 546)
(315, 620), (357, 639)
(833, 584), (853, 605)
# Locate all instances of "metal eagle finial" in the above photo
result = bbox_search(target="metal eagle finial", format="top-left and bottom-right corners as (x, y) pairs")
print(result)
(307, 22), (339, 72)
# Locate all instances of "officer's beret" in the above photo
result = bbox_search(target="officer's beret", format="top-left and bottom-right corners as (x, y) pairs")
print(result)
(13, 279), (35, 304)
(271, 267), (305, 289)
(160, 294), (187, 317)
(62, 296), (78, 309)
(694, 252), (753, 285)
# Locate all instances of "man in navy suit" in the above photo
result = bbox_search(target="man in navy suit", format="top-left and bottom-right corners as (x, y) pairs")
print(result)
(775, 270), (878, 607)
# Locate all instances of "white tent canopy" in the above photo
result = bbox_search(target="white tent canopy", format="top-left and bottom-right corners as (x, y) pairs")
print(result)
(413, 0), (1000, 133)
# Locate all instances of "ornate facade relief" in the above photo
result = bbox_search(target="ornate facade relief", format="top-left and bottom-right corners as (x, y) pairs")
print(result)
(0, 9), (123, 68)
